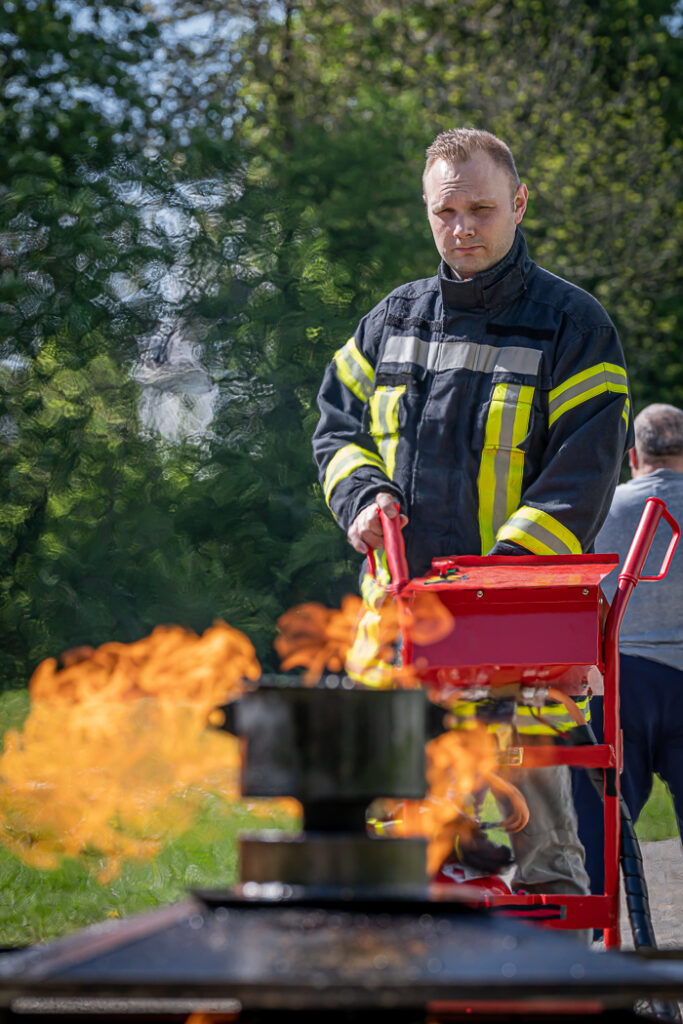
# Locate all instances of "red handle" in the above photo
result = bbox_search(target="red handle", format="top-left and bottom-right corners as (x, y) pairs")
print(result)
(365, 502), (409, 592)
(605, 496), (680, 661)
(379, 504), (409, 590)
(618, 496), (680, 585)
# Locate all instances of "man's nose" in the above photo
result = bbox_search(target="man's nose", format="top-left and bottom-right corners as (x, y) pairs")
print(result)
(452, 215), (475, 238)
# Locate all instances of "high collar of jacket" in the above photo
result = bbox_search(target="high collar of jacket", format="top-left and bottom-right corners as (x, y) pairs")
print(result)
(438, 228), (529, 312)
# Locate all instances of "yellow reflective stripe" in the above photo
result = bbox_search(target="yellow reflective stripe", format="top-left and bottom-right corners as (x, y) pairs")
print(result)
(446, 697), (590, 735)
(361, 550), (390, 609)
(622, 395), (630, 428)
(518, 699), (591, 732)
(508, 387), (534, 509)
(345, 599), (395, 689)
(323, 443), (388, 506)
(449, 701), (479, 720)
(369, 385), (405, 480)
(333, 337), (375, 404)
(478, 385), (506, 554)
(548, 362), (628, 428)
(516, 722), (568, 735)
(497, 505), (582, 556)
(478, 384), (535, 553)
(367, 817), (402, 835)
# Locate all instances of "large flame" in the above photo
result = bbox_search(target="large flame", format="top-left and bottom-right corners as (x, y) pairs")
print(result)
(0, 587), (526, 888)
(275, 595), (528, 877)
(0, 622), (282, 882)
(274, 595), (373, 684)
(405, 727), (528, 875)
(275, 590), (453, 689)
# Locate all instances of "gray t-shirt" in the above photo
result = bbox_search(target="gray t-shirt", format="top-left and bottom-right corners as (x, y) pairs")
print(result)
(595, 468), (683, 672)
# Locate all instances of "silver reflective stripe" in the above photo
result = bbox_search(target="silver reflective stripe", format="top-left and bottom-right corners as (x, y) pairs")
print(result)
(518, 516), (575, 554)
(551, 366), (628, 412)
(381, 335), (542, 376)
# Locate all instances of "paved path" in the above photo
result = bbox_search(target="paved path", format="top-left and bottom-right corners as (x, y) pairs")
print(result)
(620, 839), (683, 949)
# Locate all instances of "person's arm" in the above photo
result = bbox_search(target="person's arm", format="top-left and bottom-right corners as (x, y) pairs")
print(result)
(490, 323), (634, 556)
(312, 310), (406, 548)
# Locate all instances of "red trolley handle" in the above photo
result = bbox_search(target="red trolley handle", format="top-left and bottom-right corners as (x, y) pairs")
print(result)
(605, 496), (680, 654)
(366, 502), (410, 592)
(618, 496), (680, 586)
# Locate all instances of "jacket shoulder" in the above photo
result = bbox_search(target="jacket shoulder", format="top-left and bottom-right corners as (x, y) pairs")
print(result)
(384, 274), (440, 302)
(525, 264), (615, 335)
(355, 276), (440, 345)
(365, 274), (440, 317)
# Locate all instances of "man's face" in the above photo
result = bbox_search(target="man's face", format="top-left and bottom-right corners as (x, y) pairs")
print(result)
(423, 152), (528, 279)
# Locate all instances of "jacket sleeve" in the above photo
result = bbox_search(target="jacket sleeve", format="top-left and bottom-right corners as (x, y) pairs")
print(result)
(490, 323), (634, 556)
(312, 308), (405, 532)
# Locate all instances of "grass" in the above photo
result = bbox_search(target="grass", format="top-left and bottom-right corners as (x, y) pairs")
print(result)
(0, 687), (298, 947)
(0, 688), (678, 948)
(635, 774), (679, 843)
(0, 794), (295, 947)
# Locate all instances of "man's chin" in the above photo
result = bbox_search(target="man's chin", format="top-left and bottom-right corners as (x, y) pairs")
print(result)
(446, 248), (493, 278)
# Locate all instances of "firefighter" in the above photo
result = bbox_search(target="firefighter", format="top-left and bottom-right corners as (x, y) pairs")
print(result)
(313, 128), (633, 901)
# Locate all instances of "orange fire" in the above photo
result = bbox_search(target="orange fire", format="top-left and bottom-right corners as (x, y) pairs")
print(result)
(0, 621), (290, 883)
(0, 587), (526, 888)
(275, 590), (453, 689)
(274, 595), (372, 683)
(275, 594), (527, 877)
(405, 727), (528, 875)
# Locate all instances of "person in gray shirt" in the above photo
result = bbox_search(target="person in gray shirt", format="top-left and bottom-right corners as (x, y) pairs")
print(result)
(574, 403), (683, 894)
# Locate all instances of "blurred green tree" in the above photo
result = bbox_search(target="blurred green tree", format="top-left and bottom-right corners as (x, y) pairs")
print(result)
(150, 0), (682, 664)
(2, 0), (681, 685)
(0, 1), (190, 685)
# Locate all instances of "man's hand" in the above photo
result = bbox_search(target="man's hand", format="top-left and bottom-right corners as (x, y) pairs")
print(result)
(347, 492), (409, 554)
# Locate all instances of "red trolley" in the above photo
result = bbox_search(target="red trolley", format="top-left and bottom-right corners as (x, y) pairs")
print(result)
(372, 496), (679, 949)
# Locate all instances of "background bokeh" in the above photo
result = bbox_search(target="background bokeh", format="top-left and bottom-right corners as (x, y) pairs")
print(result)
(1, 0), (681, 687)
(1, 0), (682, 946)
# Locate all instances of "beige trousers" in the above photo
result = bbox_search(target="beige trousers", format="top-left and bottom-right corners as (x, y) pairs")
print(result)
(503, 764), (592, 944)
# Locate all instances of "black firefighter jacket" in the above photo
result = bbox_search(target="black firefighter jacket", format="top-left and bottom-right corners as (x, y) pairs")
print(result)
(313, 230), (633, 579)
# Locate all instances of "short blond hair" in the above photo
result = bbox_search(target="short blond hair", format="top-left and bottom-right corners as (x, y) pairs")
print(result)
(424, 129), (520, 194)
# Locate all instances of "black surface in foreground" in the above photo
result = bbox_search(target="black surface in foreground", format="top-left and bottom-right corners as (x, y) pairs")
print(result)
(1, 897), (683, 1015)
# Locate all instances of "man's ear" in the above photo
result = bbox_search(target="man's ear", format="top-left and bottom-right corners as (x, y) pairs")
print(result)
(628, 447), (638, 475)
(513, 183), (528, 225)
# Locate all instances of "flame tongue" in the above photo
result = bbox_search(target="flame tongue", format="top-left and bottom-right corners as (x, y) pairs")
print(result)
(275, 596), (528, 879)
(0, 622), (263, 882)
(0, 593), (528, 888)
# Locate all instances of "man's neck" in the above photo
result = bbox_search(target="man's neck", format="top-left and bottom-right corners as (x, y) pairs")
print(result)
(632, 459), (683, 478)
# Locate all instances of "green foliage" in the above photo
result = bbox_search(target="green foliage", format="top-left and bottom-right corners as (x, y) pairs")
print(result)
(0, 2), (172, 684)
(1, 0), (682, 689)
(142, 0), (683, 673)
(220, 0), (682, 408)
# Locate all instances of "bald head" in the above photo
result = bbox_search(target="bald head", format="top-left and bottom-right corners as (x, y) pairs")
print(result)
(631, 403), (683, 477)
